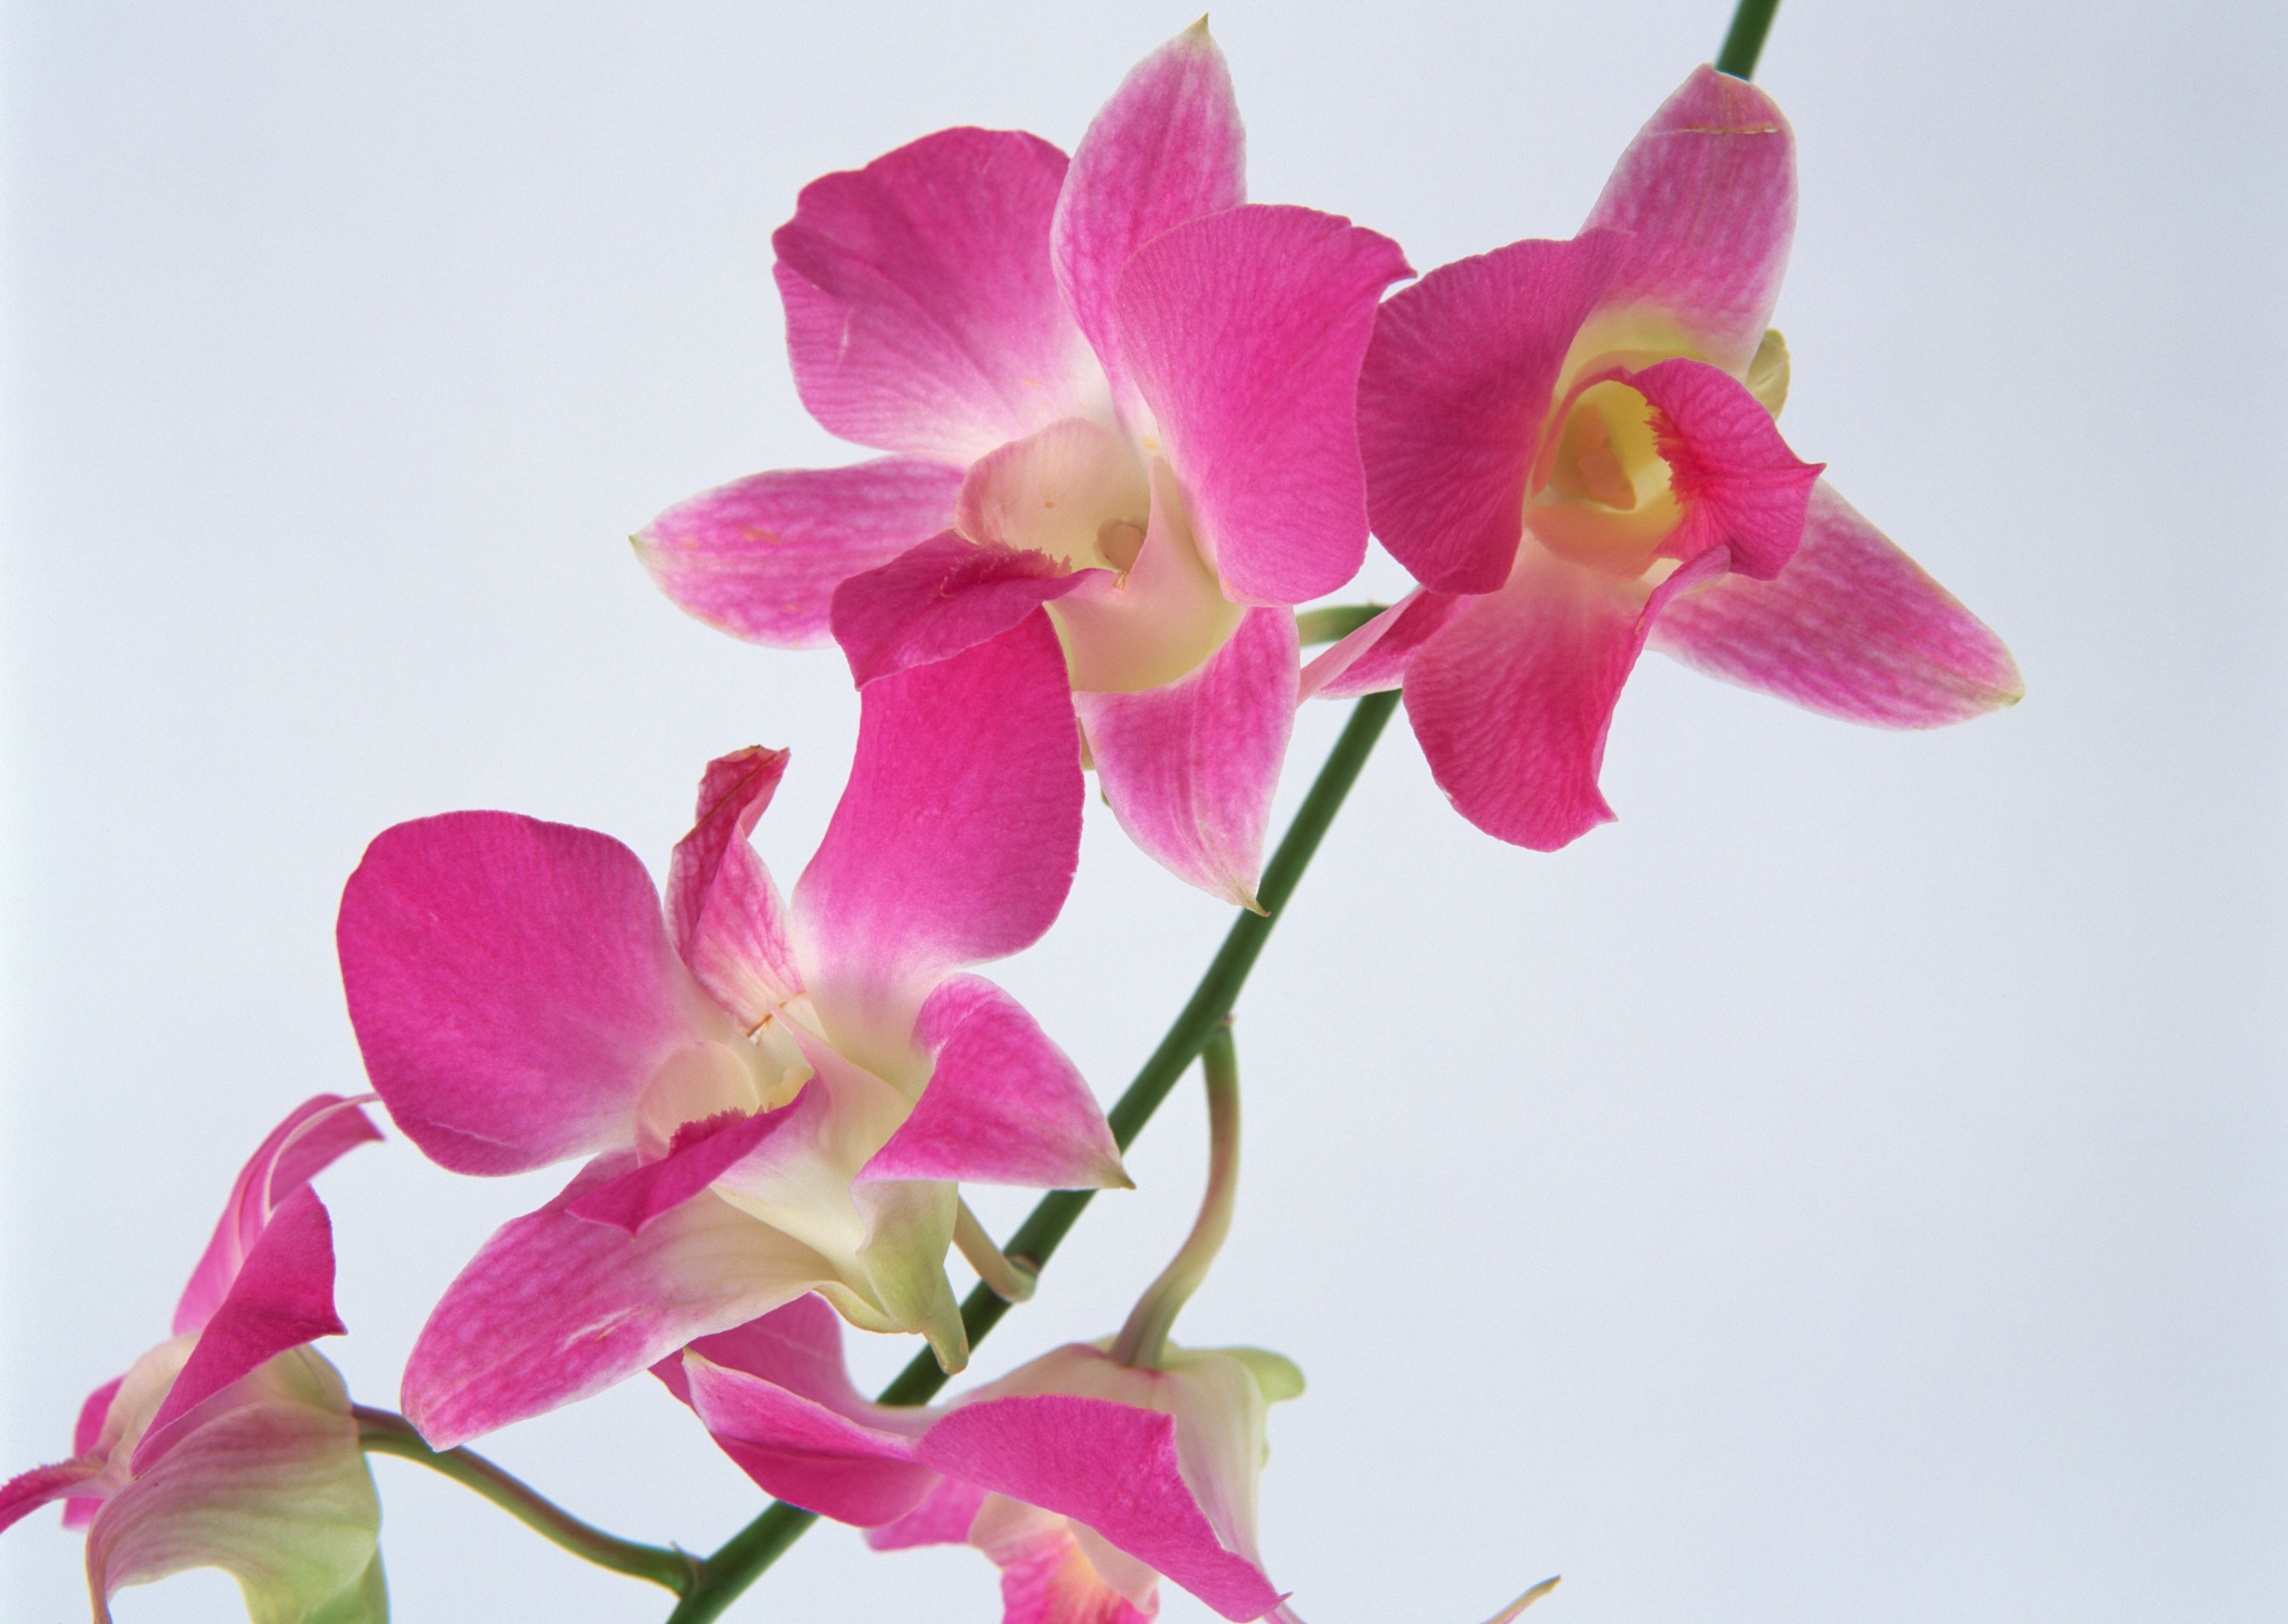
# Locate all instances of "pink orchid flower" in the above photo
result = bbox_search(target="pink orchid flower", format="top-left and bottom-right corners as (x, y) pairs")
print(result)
(1, 1096), (387, 1623)
(652, 1294), (1305, 1624)
(335, 621), (1126, 1448)
(1305, 65), (2022, 851)
(635, 22), (1411, 905)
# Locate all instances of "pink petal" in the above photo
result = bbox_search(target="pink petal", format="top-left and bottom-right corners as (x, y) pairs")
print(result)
(997, 1522), (1160, 1624)
(133, 1187), (345, 1474)
(1298, 589), (1466, 702)
(1, 1454), (106, 1536)
(338, 811), (714, 1176)
(675, 1349), (936, 1527)
(634, 458), (965, 649)
(1581, 64), (1796, 375)
(831, 530), (1098, 689)
(775, 127), (1098, 465)
(173, 1095), (382, 1338)
(1052, 19), (1245, 416)
(565, 1096), (807, 1235)
(1115, 205), (1411, 605)
(859, 975), (1124, 1190)
(867, 1473), (988, 1550)
(1076, 606), (1297, 907)
(63, 1378), (126, 1527)
(667, 748), (805, 1029)
(1648, 479), (2024, 725)
(1356, 231), (1629, 595)
(403, 1155), (833, 1447)
(1609, 357), (1822, 578)
(920, 1395), (1284, 1622)
(793, 613), (1081, 1043)
(658, 1294), (863, 1412)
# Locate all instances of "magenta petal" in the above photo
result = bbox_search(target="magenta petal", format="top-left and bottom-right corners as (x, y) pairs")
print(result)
(565, 1098), (804, 1235)
(1, 1455), (106, 1536)
(867, 1472), (988, 1551)
(338, 811), (707, 1176)
(1077, 606), (1297, 907)
(679, 1351), (936, 1527)
(1583, 64), (1797, 374)
(860, 976), (1123, 1190)
(1649, 479), (2024, 725)
(1357, 231), (1630, 595)
(1298, 589), (1467, 702)
(667, 748), (805, 1029)
(133, 1187), (346, 1474)
(775, 128), (1095, 465)
(635, 458), (965, 649)
(794, 613), (1082, 1031)
(1052, 20), (1245, 413)
(998, 1525), (1160, 1624)
(670, 1294), (863, 1411)
(920, 1395), (1284, 1622)
(1620, 357), (1822, 578)
(173, 1095), (382, 1338)
(1115, 205), (1410, 605)
(832, 531), (1100, 689)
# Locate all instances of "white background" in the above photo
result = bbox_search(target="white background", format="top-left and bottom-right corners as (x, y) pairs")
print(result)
(4, 2), (2282, 1620)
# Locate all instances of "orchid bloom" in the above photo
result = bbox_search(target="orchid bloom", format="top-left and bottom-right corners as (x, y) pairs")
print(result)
(1305, 64), (2022, 850)
(335, 620), (1126, 1449)
(654, 1294), (1305, 1624)
(635, 21), (1411, 904)
(0, 1096), (387, 1623)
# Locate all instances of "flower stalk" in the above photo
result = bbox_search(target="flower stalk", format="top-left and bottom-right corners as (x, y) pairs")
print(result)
(1110, 1021), (1240, 1368)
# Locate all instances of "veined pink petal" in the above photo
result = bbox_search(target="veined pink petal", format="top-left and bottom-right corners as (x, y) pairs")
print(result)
(867, 1472), (989, 1550)
(63, 1377), (126, 1527)
(655, 1294), (865, 1413)
(667, 748), (805, 1029)
(997, 1521), (1160, 1624)
(174, 1095), (381, 1338)
(793, 614), (1081, 1049)
(1077, 606), (1297, 907)
(920, 1395), (1284, 1622)
(338, 811), (717, 1176)
(133, 1187), (345, 1474)
(831, 531), (1100, 689)
(1605, 357), (1821, 578)
(1298, 589), (1467, 702)
(775, 128), (1099, 465)
(634, 458), (965, 649)
(1357, 231), (1629, 595)
(1052, 19), (1245, 416)
(1649, 479), (2024, 724)
(403, 1155), (833, 1448)
(565, 1097), (807, 1235)
(675, 1348), (937, 1527)
(1, 1454), (107, 1536)
(859, 976), (1124, 1190)
(1115, 206), (1410, 605)
(1582, 64), (1796, 375)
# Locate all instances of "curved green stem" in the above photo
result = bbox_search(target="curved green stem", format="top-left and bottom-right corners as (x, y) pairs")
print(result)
(1716, 0), (1780, 78)
(663, 689), (1401, 1623)
(1297, 601), (1387, 646)
(1109, 1021), (1241, 1368)
(354, 1407), (697, 1595)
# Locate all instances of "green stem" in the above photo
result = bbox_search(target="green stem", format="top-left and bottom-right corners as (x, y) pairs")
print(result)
(664, 689), (1401, 1623)
(1108, 1021), (1240, 1368)
(354, 1406), (697, 1595)
(1715, 0), (1779, 78)
(1297, 602), (1386, 646)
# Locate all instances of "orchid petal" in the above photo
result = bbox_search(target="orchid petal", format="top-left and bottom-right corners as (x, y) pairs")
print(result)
(1115, 205), (1410, 605)
(997, 1519), (1160, 1624)
(1357, 232), (1629, 595)
(1582, 64), (1796, 375)
(1648, 479), (2024, 724)
(775, 128), (1098, 465)
(1616, 357), (1822, 578)
(1076, 606), (1297, 907)
(859, 975), (1125, 1190)
(667, 748), (805, 1029)
(1297, 589), (1466, 702)
(659, 1294), (869, 1413)
(403, 1155), (831, 1447)
(852, 1179), (966, 1373)
(61, 1377), (126, 1527)
(793, 613), (1080, 1056)
(1052, 19), (1245, 416)
(634, 458), (965, 649)
(1049, 457), (1244, 695)
(675, 1349), (936, 1526)
(867, 1473), (988, 1550)
(1, 1454), (108, 1536)
(831, 530), (1098, 689)
(565, 1098), (807, 1235)
(339, 811), (720, 1176)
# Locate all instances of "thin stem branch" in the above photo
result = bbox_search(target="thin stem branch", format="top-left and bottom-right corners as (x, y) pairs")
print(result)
(1715, 0), (1779, 78)
(1109, 1020), (1240, 1368)
(1297, 602), (1387, 646)
(954, 1197), (1038, 1302)
(663, 689), (1401, 1623)
(354, 1406), (697, 1595)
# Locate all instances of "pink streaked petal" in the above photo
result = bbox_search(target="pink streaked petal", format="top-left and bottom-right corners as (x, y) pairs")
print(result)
(565, 1096), (807, 1235)
(677, 1349), (936, 1527)
(664, 1294), (873, 1415)
(1357, 231), (1630, 595)
(868, 1473), (988, 1551)
(62, 1377), (126, 1527)
(1115, 205), (1410, 605)
(775, 128), (1098, 465)
(920, 1395), (1284, 1622)
(634, 458), (965, 649)
(1648, 479), (2024, 725)
(403, 1156), (833, 1448)
(1617, 357), (1821, 578)
(1077, 606), (1297, 907)
(859, 976), (1124, 1191)
(1, 1454), (107, 1536)
(999, 1522), (1161, 1624)
(831, 531), (1099, 689)
(668, 748), (806, 1030)
(1298, 589), (1467, 702)
(1582, 64), (1797, 374)
(173, 1096), (382, 1338)
(338, 811), (714, 1176)
(133, 1187), (345, 1474)
(1052, 19), (1245, 416)
(793, 613), (1082, 1045)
